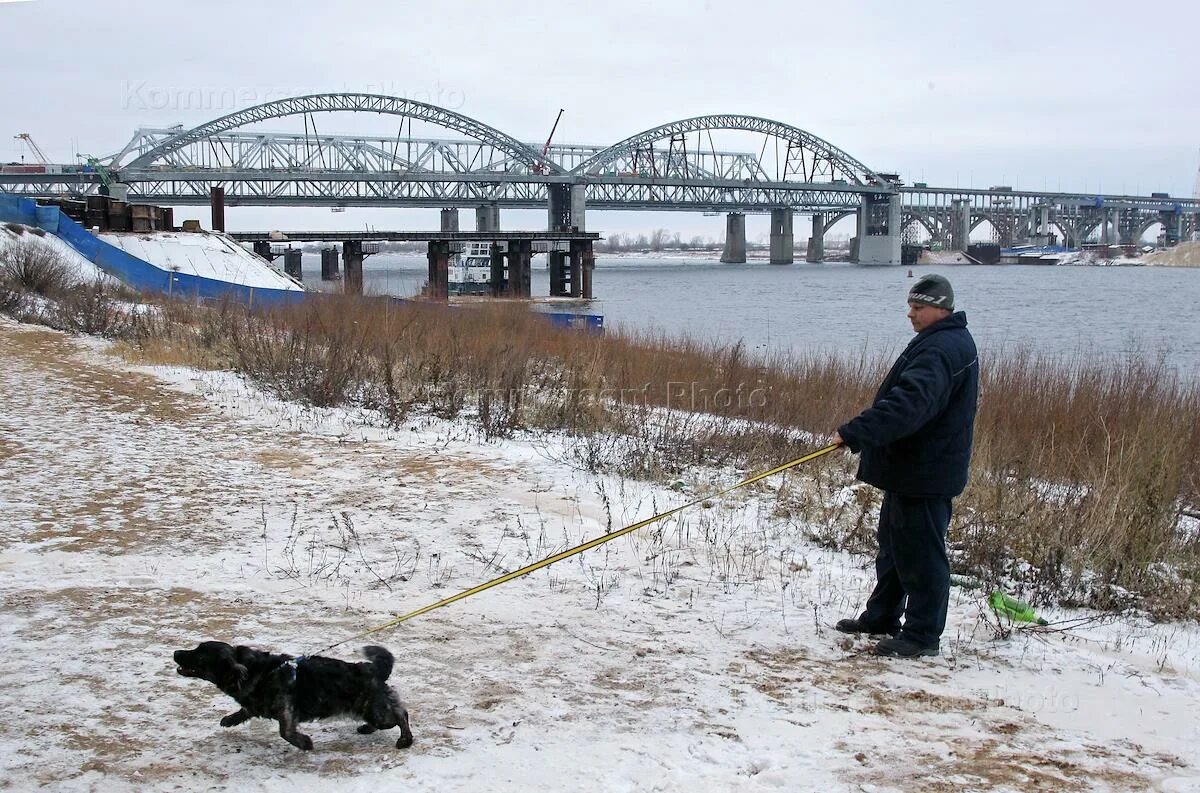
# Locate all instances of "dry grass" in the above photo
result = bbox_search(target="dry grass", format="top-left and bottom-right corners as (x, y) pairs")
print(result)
(5, 286), (1197, 617)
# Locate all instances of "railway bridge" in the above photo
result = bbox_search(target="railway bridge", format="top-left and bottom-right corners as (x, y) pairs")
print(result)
(4, 93), (1198, 264)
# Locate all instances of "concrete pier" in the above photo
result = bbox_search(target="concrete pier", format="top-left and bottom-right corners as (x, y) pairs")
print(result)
(440, 208), (460, 233)
(950, 199), (971, 251)
(282, 248), (302, 280)
(210, 186), (226, 233)
(426, 240), (450, 300)
(806, 212), (825, 262)
(568, 239), (595, 299)
(320, 247), (340, 281)
(476, 203), (500, 232)
(505, 240), (532, 297)
(769, 208), (793, 264)
(342, 240), (365, 294)
(490, 245), (505, 295)
(252, 240), (275, 262)
(854, 193), (902, 264)
(720, 212), (746, 263)
(548, 251), (567, 296)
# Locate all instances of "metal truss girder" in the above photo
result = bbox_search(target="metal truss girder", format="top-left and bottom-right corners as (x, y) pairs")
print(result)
(124, 93), (561, 175)
(571, 115), (881, 186)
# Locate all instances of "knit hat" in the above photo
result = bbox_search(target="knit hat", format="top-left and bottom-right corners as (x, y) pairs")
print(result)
(908, 274), (954, 310)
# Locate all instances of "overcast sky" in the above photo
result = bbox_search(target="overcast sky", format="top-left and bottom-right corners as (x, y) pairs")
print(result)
(3, 0), (1198, 239)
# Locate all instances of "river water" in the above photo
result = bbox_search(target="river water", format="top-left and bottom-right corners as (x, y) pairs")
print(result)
(309, 253), (1200, 378)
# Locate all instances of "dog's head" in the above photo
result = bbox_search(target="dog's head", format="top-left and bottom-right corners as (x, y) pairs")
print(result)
(174, 641), (249, 692)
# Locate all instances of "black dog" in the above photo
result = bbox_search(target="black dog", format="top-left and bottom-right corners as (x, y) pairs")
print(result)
(173, 641), (413, 750)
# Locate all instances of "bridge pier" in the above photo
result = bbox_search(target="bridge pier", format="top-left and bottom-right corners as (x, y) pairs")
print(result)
(210, 186), (226, 233)
(320, 246), (340, 281)
(343, 240), (365, 294)
(549, 251), (568, 296)
(567, 240), (594, 299)
(252, 240), (275, 261)
(854, 193), (902, 265)
(769, 208), (793, 264)
(806, 212), (825, 262)
(476, 203), (500, 232)
(283, 248), (302, 281)
(720, 212), (746, 263)
(1101, 208), (1119, 245)
(490, 245), (506, 295)
(950, 199), (971, 251)
(505, 240), (532, 297)
(426, 240), (450, 300)
(440, 208), (460, 233)
(1026, 205), (1051, 246)
(1160, 209), (1183, 246)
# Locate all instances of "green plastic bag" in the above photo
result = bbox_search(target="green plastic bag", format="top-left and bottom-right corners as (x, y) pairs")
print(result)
(988, 591), (1049, 626)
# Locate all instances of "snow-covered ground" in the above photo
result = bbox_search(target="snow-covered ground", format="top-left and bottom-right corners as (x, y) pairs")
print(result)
(0, 222), (111, 284)
(97, 230), (305, 291)
(1, 318), (1198, 792)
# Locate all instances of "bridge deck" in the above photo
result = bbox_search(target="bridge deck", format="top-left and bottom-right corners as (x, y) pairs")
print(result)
(228, 230), (601, 243)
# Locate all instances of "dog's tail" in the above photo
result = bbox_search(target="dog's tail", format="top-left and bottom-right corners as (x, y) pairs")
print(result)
(361, 646), (394, 680)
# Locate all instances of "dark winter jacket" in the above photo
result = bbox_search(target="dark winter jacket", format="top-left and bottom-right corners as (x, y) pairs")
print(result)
(837, 311), (979, 497)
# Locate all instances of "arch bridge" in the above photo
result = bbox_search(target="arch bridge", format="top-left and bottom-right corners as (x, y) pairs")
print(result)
(3, 92), (1198, 264)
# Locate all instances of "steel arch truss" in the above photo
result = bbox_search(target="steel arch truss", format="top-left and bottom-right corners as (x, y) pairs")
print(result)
(123, 93), (559, 174)
(571, 115), (880, 186)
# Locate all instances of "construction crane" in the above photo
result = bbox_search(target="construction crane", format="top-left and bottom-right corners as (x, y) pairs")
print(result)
(14, 133), (49, 164)
(532, 108), (564, 175)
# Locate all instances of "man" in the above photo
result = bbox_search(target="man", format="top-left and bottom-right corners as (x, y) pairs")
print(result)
(832, 274), (979, 658)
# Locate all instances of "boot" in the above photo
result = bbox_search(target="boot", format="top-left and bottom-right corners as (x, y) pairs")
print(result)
(873, 636), (939, 658)
(835, 618), (900, 637)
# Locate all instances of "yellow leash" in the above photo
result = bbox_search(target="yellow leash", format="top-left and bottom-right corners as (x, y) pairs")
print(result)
(311, 443), (842, 656)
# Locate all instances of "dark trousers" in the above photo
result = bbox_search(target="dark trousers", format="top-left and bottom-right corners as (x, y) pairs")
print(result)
(859, 492), (952, 647)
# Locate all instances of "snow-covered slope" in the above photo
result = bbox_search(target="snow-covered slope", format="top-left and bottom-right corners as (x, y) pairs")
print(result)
(96, 230), (304, 291)
(0, 222), (111, 284)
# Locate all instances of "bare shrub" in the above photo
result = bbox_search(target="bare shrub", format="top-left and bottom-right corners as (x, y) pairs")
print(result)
(0, 238), (75, 296)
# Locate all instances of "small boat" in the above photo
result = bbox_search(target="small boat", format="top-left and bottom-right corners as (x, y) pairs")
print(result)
(450, 241), (493, 295)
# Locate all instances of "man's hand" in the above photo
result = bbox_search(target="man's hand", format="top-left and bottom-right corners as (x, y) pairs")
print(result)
(832, 432), (845, 447)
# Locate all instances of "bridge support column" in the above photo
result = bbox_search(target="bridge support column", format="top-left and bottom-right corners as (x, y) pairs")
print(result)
(210, 186), (226, 233)
(440, 208), (460, 232)
(320, 246), (340, 281)
(343, 240), (364, 295)
(950, 199), (971, 251)
(426, 241), (450, 301)
(806, 212), (825, 263)
(489, 244), (506, 296)
(1161, 210), (1183, 246)
(1118, 209), (1138, 246)
(1027, 205), (1050, 246)
(720, 212), (746, 263)
(476, 203), (500, 232)
(854, 193), (902, 265)
(567, 240), (594, 299)
(252, 241), (275, 261)
(549, 251), (568, 296)
(548, 184), (586, 232)
(505, 240), (532, 298)
(283, 248), (302, 281)
(1102, 208), (1119, 245)
(769, 208), (793, 264)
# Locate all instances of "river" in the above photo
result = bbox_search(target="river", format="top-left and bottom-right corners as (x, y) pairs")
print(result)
(308, 253), (1200, 378)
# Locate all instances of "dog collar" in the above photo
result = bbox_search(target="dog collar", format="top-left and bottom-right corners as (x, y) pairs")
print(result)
(283, 656), (307, 684)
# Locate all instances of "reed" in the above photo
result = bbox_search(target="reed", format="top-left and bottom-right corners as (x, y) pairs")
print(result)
(7, 285), (1194, 617)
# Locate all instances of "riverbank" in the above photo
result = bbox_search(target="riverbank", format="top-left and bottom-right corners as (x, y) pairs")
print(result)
(2, 317), (1199, 791)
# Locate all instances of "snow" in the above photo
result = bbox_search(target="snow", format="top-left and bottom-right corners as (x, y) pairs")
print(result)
(96, 230), (305, 291)
(0, 222), (111, 284)
(1, 317), (1199, 791)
